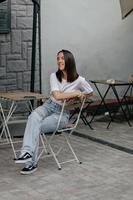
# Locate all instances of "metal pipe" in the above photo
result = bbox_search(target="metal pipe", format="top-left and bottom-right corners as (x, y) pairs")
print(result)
(30, 0), (41, 93)
(38, 2), (42, 93)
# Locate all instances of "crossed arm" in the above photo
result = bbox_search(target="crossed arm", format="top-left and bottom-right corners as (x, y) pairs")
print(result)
(52, 90), (93, 101)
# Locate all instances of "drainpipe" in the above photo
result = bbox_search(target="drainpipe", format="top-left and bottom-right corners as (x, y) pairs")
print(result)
(31, 0), (41, 93)
(0, 0), (6, 2)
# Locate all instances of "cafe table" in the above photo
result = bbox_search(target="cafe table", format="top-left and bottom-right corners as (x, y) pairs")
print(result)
(0, 91), (48, 159)
(90, 80), (133, 128)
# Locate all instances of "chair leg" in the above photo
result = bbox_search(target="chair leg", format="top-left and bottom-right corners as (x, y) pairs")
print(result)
(38, 134), (62, 169)
(38, 131), (82, 169)
(63, 133), (81, 164)
(47, 142), (62, 170)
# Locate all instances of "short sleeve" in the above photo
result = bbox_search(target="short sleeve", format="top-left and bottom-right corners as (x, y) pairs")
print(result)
(50, 73), (60, 92)
(79, 77), (93, 93)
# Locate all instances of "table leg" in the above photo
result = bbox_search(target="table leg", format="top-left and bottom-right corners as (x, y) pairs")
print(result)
(0, 101), (18, 159)
(111, 85), (132, 127)
(90, 83), (113, 123)
(122, 85), (133, 119)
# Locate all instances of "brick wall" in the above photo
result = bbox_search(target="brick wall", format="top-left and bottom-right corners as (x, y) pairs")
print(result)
(0, 0), (39, 91)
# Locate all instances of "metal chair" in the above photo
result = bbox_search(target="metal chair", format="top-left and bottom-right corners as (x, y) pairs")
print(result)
(38, 97), (87, 170)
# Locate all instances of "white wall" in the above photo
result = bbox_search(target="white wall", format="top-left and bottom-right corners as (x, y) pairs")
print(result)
(41, 0), (133, 95)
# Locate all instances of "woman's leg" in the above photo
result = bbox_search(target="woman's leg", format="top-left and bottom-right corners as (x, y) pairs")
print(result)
(40, 113), (69, 133)
(20, 104), (51, 157)
(20, 111), (69, 168)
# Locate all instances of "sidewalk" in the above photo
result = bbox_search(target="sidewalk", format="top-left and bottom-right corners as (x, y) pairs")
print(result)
(0, 117), (133, 200)
(75, 115), (133, 152)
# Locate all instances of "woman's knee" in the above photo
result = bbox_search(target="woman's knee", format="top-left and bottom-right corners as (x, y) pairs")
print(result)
(40, 115), (69, 133)
(40, 119), (57, 133)
(28, 110), (42, 122)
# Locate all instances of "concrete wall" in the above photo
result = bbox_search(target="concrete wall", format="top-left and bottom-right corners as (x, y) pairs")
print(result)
(0, 0), (40, 91)
(41, 0), (133, 96)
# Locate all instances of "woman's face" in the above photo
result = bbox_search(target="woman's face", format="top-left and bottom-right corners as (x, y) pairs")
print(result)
(57, 52), (65, 71)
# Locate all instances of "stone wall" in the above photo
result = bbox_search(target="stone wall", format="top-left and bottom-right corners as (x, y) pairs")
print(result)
(0, 0), (39, 91)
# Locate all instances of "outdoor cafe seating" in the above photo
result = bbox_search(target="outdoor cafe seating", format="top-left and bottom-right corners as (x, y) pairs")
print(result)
(0, 91), (90, 169)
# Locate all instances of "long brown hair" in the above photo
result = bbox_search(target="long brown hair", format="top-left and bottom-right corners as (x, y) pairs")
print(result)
(56, 49), (79, 82)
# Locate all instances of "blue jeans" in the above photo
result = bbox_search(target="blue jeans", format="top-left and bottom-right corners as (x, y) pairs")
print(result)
(21, 98), (70, 167)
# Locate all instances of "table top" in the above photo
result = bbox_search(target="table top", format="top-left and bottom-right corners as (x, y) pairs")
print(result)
(0, 91), (48, 101)
(90, 80), (133, 86)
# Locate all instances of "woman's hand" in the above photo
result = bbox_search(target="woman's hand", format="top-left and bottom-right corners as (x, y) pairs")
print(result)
(74, 90), (82, 98)
(79, 93), (86, 101)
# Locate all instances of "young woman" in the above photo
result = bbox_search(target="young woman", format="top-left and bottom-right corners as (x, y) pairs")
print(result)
(15, 49), (93, 174)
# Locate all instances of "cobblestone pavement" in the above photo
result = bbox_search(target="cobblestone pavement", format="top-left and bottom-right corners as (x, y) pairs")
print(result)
(0, 118), (133, 200)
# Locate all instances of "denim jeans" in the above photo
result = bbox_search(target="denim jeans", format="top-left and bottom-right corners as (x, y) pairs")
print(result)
(21, 98), (70, 167)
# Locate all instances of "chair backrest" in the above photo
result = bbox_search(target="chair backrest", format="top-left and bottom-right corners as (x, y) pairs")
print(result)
(57, 97), (87, 132)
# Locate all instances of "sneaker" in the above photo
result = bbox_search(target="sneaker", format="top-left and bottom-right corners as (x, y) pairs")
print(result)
(15, 152), (32, 164)
(20, 164), (37, 175)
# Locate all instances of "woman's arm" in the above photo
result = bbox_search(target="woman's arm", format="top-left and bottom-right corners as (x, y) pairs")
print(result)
(52, 90), (82, 100)
(83, 92), (93, 97)
(52, 90), (93, 101)
(50, 73), (93, 100)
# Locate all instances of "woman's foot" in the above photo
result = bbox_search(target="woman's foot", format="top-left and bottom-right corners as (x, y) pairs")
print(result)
(15, 152), (32, 164)
(20, 164), (37, 175)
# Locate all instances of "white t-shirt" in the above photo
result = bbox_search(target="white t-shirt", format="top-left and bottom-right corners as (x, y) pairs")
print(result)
(50, 72), (93, 104)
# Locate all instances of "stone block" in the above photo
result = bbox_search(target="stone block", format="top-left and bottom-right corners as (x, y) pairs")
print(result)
(6, 85), (17, 90)
(0, 68), (6, 78)
(7, 60), (27, 72)
(7, 54), (21, 60)
(7, 79), (17, 85)
(23, 83), (30, 91)
(11, 30), (21, 54)
(11, 11), (17, 29)
(28, 41), (32, 47)
(0, 55), (6, 67)
(0, 79), (8, 85)
(16, 10), (27, 17)
(12, 5), (26, 11)
(26, 5), (33, 17)
(12, 0), (17, 4)
(23, 71), (31, 82)
(22, 30), (32, 41)
(17, 72), (23, 89)
(14, 0), (32, 5)
(0, 43), (10, 54)
(22, 42), (27, 59)
(17, 17), (33, 29)
(6, 73), (16, 79)
(5, 34), (11, 42)
(0, 35), (6, 42)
